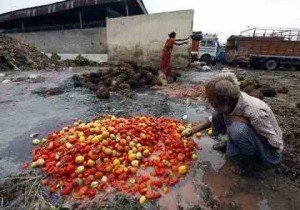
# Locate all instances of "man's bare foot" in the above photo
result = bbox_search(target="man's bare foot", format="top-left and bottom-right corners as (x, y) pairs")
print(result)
(212, 142), (227, 152)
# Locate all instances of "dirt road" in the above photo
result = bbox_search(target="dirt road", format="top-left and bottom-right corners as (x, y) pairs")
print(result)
(0, 68), (299, 210)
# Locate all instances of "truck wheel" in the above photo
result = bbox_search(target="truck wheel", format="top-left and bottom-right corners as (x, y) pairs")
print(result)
(200, 55), (212, 65)
(264, 59), (278, 70)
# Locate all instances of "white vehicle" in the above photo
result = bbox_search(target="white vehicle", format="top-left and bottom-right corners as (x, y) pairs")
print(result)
(198, 34), (219, 64)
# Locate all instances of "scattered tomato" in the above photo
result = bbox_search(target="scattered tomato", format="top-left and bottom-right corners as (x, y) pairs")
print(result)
(30, 115), (199, 199)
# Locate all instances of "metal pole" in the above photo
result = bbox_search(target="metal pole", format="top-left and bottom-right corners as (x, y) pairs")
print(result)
(21, 20), (25, 32)
(79, 11), (83, 29)
(124, 0), (129, 16)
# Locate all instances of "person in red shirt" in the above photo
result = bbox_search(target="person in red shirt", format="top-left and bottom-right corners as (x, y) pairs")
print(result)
(160, 32), (189, 80)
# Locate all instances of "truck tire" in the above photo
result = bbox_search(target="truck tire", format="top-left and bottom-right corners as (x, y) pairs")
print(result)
(200, 55), (212, 65)
(264, 59), (278, 70)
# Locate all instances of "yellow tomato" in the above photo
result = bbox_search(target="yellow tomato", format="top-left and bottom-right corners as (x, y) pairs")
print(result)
(139, 196), (147, 204)
(207, 128), (213, 136)
(75, 156), (85, 164)
(113, 159), (121, 166)
(178, 165), (188, 175)
(192, 154), (197, 160)
(196, 132), (202, 138)
(87, 159), (95, 167)
(128, 153), (137, 161)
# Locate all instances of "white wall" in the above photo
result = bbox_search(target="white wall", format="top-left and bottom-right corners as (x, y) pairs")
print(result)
(107, 10), (194, 68)
(9, 28), (107, 54)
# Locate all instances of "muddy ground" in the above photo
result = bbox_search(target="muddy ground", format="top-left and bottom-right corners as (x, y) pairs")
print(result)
(0, 67), (299, 210)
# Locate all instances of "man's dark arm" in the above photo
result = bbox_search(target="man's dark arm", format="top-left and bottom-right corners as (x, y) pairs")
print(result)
(183, 118), (212, 137)
(174, 41), (188, 46)
(175, 37), (190, 42)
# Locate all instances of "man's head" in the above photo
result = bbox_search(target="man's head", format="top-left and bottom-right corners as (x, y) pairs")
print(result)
(205, 72), (241, 113)
(169, 32), (176, 39)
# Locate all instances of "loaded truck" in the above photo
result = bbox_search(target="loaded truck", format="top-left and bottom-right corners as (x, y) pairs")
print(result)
(191, 33), (219, 64)
(225, 27), (300, 70)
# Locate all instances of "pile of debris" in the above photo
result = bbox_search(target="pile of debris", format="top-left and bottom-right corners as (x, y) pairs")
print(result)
(238, 77), (288, 99)
(0, 35), (58, 71)
(72, 62), (159, 98)
(61, 55), (102, 67)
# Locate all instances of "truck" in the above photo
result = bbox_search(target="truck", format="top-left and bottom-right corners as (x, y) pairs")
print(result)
(191, 33), (219, 64)
(225, 27), (300, 70)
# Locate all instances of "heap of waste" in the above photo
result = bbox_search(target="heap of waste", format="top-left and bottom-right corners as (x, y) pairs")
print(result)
(29, 115), (200, 202)
(0, 35), (104, 71)
(0, 35), (58, 71)
(72, 62), (161, 98)
(238, 77), (288, 99)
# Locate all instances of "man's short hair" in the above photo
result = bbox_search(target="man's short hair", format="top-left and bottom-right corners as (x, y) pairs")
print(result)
(205, 72), (241, 99)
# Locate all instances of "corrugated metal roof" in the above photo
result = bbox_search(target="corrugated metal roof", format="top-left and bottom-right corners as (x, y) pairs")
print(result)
(0, 0), (148, 23)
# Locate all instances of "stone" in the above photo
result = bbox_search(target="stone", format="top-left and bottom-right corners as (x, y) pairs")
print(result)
(139, 78), (147, 86)
(2, 79), (11, 84)
(260, 85), (277, 97)
(240, 80), (253, 89)
(30, 133), (39, 138)
(118, 83), (131, 90)
(96, 87), (110, 99)
(202, 65), (212, 71)
(277, 86), (289, 94)
(250, 89), (264, 99)
(29, 74), (46, 83)
(243, 85), (256, 94)
(127, 79), (139, 89)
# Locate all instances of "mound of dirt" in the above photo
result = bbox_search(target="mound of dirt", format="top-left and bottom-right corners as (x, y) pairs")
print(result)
(238, 78), (282, 99)
(72, 61), (159, 98)
(0, 35), (58, 71)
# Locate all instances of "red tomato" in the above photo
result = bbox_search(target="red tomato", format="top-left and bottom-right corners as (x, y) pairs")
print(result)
(41, 179), (49, 185)
(168, 179), (179, 186)
(61, 184), (73, 196)
(117, 173), (128, 181)
(139, 188), (148, 195)
(20, 162), (29, 171)
(155, 168), (165, 176)
(86, 189), (96, 198)
(177, 153), (186, 161)
(151, 180), (163, 188)
(65, 165), (75, 174)
(90, 167), (97, 175)
(78, 186), (88, 195)
(83, 169), (91, 177)
(95, 172), (103, 179)
(146, 191), (161, 200)
(49, 186), (56, 194)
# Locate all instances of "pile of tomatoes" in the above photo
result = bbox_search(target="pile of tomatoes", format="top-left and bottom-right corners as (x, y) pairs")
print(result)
(31, 115), (200, 201)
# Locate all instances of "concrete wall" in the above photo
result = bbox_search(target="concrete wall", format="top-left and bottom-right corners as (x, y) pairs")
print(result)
(107, 10), (194, 68)
(9, 28), (107, 54)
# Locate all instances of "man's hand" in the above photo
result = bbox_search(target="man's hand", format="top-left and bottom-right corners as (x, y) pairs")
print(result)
(181, 127), (195, 138)
(182, 118), (212, 138)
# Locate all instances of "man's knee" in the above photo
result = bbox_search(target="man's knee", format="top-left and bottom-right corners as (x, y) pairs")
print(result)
(228, 122), (251, 141)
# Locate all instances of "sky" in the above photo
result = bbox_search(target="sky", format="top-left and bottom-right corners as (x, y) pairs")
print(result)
(0, 0), (299, 42)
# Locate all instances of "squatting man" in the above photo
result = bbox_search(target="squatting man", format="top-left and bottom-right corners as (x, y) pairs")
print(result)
(183, 72), (283, 175)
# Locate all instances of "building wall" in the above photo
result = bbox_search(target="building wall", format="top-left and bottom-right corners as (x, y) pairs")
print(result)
(9, 28), (107, 54)
(107, 10), (194, 68)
